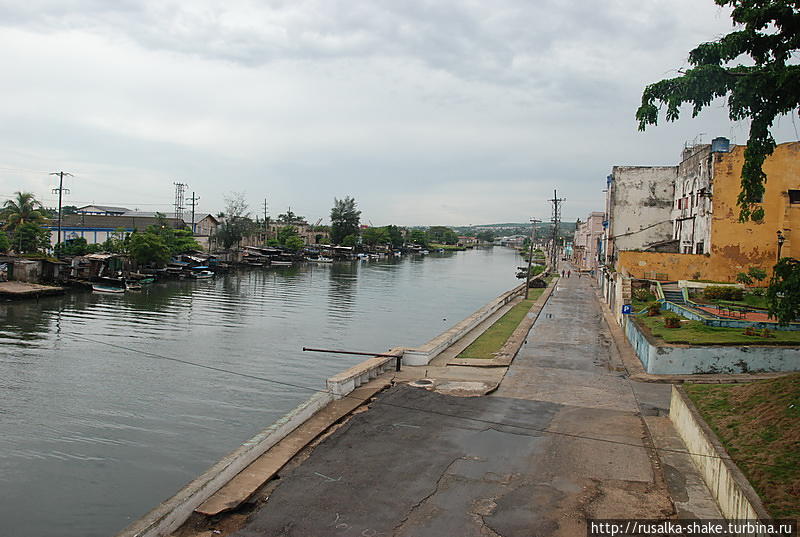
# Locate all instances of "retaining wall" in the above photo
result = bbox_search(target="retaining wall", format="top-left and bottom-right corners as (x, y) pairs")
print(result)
(669, 386), (770, 520)
(625, 317), (800, 374)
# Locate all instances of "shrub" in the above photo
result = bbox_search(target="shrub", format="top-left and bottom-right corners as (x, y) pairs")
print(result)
(748, 267), (767, 282)
(692, 272), (701, 280)
(736, 272), (753, 285)
(632, 288), (655, 302)
(760, 328), (774, 338)
(663, 314), (681, 328)
(743, 326), (759, 336)
(750, 288), (765, 297)
(704, 286), (744, 301)
(647, 301), (661, 316)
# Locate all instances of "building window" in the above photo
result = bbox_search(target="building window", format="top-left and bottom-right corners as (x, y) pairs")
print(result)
(695, 241), (704, 255)
(789, 190), (800, 204)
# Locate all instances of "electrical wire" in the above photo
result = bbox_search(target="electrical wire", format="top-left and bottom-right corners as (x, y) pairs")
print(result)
(60, 332), (787, 470)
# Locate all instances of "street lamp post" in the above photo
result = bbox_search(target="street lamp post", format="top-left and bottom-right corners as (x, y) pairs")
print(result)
(777, 230), (785, 262)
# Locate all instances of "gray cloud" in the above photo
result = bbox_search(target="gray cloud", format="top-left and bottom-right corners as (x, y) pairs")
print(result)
(0, 0), (794, 225)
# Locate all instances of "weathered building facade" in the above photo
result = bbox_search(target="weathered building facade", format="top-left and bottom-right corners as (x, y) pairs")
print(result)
(572, 212), (604, 272)
(600, 138), (800, 324)
(618, 139), (800, 283)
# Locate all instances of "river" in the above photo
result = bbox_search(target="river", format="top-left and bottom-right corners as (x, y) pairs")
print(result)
(0, 247), (521, 537)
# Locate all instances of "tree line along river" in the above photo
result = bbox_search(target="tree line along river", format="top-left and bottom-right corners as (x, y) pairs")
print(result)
(0, 247), (521, 537)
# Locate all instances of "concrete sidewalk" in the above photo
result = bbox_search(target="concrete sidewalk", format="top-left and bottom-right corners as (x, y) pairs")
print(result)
(203, 273), (721, 537)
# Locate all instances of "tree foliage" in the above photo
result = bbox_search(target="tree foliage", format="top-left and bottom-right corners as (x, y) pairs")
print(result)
(409, 229), (429, 247)
(428, 226), (459, 245)
(277, 225), (299, 245)
(0, 231), (10, 253)
(216, 192), (255, 249)
(129, 231), (170, 266)
(636, 0), (800, 221)
(284, 235), (305, 251)
(767, 257), (800, 324)
(330, 197), (361, 245)
(276, 209), (304, 224)
(476, 230), (495, 243)
(1, 191), (46, 231)
(13, 222), (51, 253)
(362, 226), (390, 246)
(385, 225), (404, 248)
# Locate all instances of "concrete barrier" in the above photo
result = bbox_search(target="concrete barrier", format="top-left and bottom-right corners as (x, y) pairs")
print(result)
(326, 353), (398, 399)
(403, 283), (527, 366)
(669, 386), (771, 521)
(114, 391), (333, 537)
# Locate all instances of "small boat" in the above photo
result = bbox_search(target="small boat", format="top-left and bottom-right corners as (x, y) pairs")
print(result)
(190, 270), (214, 279)
(311, 256), (333, 263)
(92, 284), (125, 293)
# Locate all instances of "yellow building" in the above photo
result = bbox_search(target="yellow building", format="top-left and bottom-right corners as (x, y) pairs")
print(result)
(618, 140), (800, 283)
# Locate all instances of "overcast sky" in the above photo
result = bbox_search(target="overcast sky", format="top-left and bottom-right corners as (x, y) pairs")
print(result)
(0, 1), (797, 226)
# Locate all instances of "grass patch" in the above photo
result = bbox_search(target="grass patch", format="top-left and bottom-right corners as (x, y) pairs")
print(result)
(685, 374), (800, 518)
(634, 314), (800, 345)
(457, 289), (545, 359)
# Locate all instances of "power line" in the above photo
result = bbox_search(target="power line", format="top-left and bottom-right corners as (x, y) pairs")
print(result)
(58, 331), (783, 471)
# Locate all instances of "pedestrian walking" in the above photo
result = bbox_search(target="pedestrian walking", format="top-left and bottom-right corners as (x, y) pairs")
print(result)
(567, 270), (571, 278)
(561, 270), (565, 277)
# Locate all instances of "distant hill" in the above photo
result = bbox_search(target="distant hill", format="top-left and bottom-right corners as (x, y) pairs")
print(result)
(453, 222), (577, 240)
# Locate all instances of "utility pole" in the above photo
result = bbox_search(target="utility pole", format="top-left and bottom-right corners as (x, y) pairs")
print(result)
(263, 198), (270, 239)
(173, 182), (188, 224)
(548, 189), (566, 272)
(525, 218), (542, 299)
(50, 170), (73, 252)
(187, 192), (200, 233)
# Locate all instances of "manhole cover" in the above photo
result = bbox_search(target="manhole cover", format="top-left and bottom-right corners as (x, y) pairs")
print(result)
(409, 378), (435, 389)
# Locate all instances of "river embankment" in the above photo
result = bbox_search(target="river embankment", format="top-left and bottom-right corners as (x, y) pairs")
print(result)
(2, 247), (528, 537)
(116, 274), (558, 537)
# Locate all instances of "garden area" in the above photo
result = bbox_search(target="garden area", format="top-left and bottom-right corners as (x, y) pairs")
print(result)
(633, 308), (800, 345)
(685, 374), (800, 518)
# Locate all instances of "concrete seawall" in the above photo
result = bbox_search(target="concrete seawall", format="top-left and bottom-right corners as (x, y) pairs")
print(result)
(669, 385), (770, 520)
(115, 281), (536, 537)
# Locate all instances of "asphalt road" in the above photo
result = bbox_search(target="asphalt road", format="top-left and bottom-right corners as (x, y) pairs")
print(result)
(232, 273), (676, 537)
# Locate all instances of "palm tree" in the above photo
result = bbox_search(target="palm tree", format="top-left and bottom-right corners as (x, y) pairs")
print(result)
(1, 192), (46, 231)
